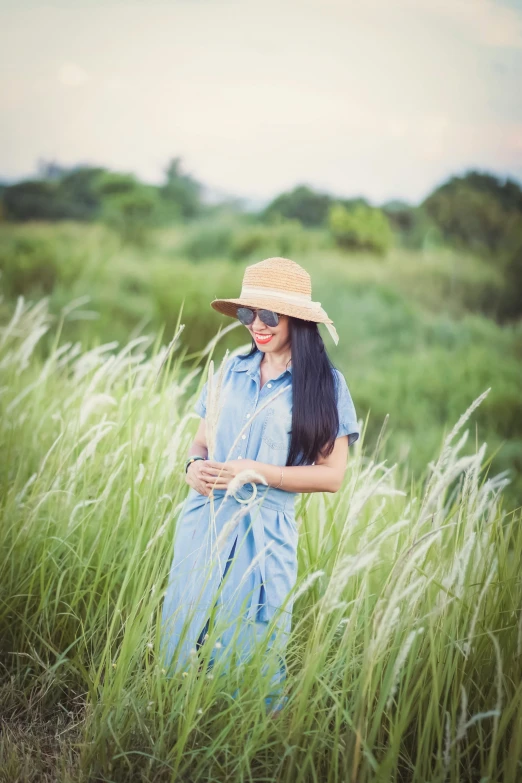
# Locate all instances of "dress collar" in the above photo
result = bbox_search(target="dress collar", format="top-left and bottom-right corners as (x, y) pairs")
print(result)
(231, 349), (293, 379)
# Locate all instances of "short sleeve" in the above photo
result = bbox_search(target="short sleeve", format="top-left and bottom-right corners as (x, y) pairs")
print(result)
(194, 379), (208, 419)
(333, 369), (360, 446)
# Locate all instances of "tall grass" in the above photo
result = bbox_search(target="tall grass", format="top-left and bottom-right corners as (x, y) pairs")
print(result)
(0, 297), (521, 782)
(2, 220), (521, 508)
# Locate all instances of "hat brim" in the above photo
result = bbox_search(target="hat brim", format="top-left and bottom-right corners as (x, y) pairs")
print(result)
(210, 296), (334, 325)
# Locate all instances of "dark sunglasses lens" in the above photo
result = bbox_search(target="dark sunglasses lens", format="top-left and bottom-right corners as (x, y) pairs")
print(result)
(259, 310), (279, 327)
(237, 307), (255, 325)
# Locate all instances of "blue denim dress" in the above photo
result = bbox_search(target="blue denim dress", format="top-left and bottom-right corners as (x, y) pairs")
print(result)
(160, 348), (359, 707)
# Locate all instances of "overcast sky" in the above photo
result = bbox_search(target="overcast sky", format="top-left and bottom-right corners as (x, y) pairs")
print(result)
(1, 0), (522, 206)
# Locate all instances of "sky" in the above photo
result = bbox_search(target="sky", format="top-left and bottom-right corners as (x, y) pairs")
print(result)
(1, 0), (522, 206)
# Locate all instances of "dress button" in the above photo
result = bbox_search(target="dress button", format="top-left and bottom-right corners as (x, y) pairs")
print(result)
(238, 455), (243, 459)
(267, 383), (272, 388)
(242, 435), (246, 439)
(246, 413), (250, 418)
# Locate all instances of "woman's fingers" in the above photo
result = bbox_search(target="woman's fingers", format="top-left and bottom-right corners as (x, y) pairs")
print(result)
(201, 467), (231, 479)
(205, 478), (229, 489)
(202, 461), (233, 477)
(204, 460), (223, 469)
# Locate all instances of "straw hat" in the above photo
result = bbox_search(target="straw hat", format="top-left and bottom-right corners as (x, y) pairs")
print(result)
(210, 257), (339, 345)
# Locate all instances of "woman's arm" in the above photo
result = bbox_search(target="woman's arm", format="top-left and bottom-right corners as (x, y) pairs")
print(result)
(201, 435), (350, 494)
(188, 418), (209, 460)
(254, 435), (349, 493)
(185, 419), (213, 496)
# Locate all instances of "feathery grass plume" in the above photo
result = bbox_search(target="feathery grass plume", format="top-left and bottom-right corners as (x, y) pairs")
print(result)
(13, 305), (52, 375)
(464, 442), (487, 519)
(386, 626), (425, 709)
(73, 342), (119, 383)
(434, 530), (477, 614)
(368, 573), (429, 660)
(372, 412), (390, 460)
(66, 422), (116, 490)
(517, 605), (522, 659)
(1, 296), (521, 781)
(455, 684), (469, 744)
(487, 629), (503, 741)
(144, 498), (187, 554)
(201, 350), (230, 566)
(290, 570), (325, 603)
(418, 389), (491, 528)
(204, 350), (230, 461)
(360, 514), (410, 554)
(462, 556), (498, 658)
(0, 294), (25, 349)
(198, 320), (242, 359)
(224, 468), (268, 502)
(449, 643), (502, 750)
(60, 293), (93, 320)
(213, 498), (264, 554)
(152, 323), (185, 387)
(79, 393), (118, 426)
(320, 550), (379, 615)
(443, 710), (452, 772)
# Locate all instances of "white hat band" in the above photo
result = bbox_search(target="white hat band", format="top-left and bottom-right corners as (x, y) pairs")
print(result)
(240, 285), (320, 310)
(239, 285), (339, 345)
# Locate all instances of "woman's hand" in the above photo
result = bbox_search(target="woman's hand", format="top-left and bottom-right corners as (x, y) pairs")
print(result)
(200, 459), (257, 491)
(185, 459), (214, 496)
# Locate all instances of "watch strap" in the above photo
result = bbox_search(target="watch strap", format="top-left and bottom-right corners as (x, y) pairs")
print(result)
(185, 455), (206, 473)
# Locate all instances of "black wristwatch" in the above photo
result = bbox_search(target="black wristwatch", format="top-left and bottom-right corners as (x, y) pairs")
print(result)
(185, 455), (206, 473)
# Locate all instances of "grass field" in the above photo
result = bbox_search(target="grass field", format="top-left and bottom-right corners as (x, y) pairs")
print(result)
(1, 296), (521, 781)
(1, 220), (521, 507)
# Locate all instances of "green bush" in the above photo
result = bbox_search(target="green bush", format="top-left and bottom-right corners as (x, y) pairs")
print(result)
(328, 203), (393, 255)
(383, 203), (444, 250)
(1, 296), (521, 781)
(95, 172), (162, 246)
(422, 171), (522, 264)
(179, 222), (235, 260)
(230, 220), (319, 261)
(262, 185), (332, 226)
(179, 219), (325, 263)
(1, 220), (521, 505)
(1, 158), (207, 227)
(0, 223), (115, 299)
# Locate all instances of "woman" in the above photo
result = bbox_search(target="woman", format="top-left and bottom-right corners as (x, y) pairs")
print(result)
(160, 256), (360, 714)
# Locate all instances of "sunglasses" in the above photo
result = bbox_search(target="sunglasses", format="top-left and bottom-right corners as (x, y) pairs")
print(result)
(236, 307), (281, 328)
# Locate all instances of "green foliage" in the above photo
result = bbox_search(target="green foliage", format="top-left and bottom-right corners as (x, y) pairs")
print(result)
(160, 157), (203, 220)
(179, 218), (326, 262)
(0, 220), (520, 503)
(0, 222), (119, 301)
(328, 202), (394, 255)
(1, 158), (208, 236)
(382, 202), (444, 250)
(3, 179), (67, 221)
(422, 170), (522, 318)
(0, 300), (521, 780)
(0, 233), (60, 296)
(497, 213), (522, 319)
(95, 171), (161, 246)
(2, 165), (106, 222)
(423, 170), (522, 253)
(178, 220), (236, 261)
(263, 185), (333, 227)
(230, 220), (322, 260)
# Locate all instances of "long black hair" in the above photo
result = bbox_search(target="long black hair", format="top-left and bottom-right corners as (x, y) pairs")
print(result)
(238, 316), (339, 466)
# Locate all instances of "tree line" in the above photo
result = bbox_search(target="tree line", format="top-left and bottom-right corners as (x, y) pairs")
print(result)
(1, 160), (521, 317)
